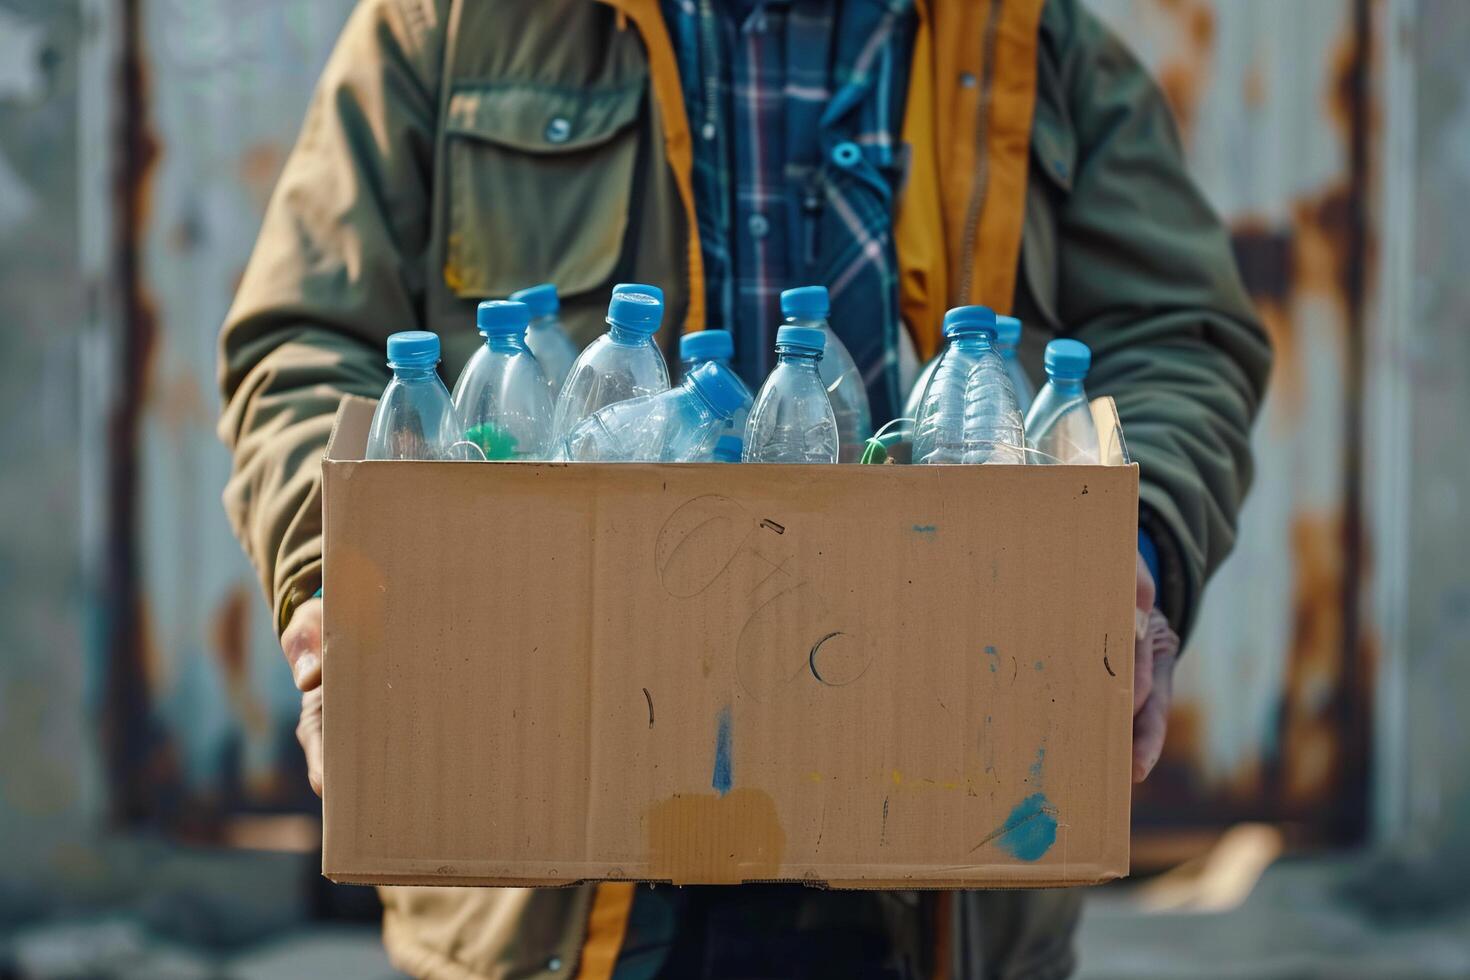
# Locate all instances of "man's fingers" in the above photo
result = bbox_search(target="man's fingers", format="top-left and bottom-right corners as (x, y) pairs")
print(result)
(1136, 553), (1156, 614)
(297, 686), (324, 798)
(1133, 627), (1154, 713)
(281, 597), (323, 692)
(1133, 649), (1177, 782)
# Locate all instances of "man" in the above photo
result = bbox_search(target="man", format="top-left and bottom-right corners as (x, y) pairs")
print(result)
(218, 0), (1270, 976)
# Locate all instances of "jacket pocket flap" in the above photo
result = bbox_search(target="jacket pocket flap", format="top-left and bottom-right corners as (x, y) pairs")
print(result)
(446, 80), (644, 155)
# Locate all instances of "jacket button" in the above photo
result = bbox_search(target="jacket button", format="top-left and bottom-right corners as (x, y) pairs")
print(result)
(547, 955), (563, 971)
(748, 213), (770, 238)
(831, 140), (862, 169)
(545, 117), (572, 144)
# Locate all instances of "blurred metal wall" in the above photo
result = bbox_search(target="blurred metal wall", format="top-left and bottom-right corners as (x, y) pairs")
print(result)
(1084, 0), (1377, 837)
(4, 0), (1443, 849)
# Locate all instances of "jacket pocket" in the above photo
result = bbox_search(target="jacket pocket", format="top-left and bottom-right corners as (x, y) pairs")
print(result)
(443, 78), (645, 299)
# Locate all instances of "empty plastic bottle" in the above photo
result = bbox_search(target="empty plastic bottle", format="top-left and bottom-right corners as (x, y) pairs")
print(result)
(1024, 338), (1099, 464)
(779, 286), (871, 461)
(451, 300), (554, 460)
(552, 284), (670, 440)
(555, 361), (748, 462)
(508, 283), (579, 397)
(903, 313), (1034, 422)
(366, 331), (460, 460)
(680, 328), (753, 445)
(912, 306), (1025, 465)
(712, 434), (744, 463)
(743, 325), (839, 463)
(995, 315), (1036, 414)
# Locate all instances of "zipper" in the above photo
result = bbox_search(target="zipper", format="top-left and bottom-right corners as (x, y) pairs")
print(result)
(955, 0), (1004, 306)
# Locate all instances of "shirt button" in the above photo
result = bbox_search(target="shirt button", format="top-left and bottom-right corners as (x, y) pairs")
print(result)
(547, 956), (562, 972)
(959, 71), (978, 88)
(701, 121), (717, 141)
(544, 117), (571, 144)
(831, 141), (862, 169)
(748, 213), (770, 238)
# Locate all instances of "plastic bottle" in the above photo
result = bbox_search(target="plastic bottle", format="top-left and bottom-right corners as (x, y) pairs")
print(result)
(680, 328), (753, 448)
(508, 283), (579, 397)
(366, 331), (460, 460)
(551, 284), (670, 440)
(711, 434), (744, 463)
(904, 313), (1034, 422)
(1024, 338), (1099, 464)
(995, 314), (1036, 414)
(912, 306), (1025, 465)
(450, 300), (554, 460)
(555, 361), (748, 462)
(742, 325), (839, 463)
(779, 286), (871, 461)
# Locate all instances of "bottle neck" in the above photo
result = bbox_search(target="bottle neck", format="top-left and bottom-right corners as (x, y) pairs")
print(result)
(949, 332), (996, 354)
(391, 363), (438, 380)
(483, 333), (529, 354)
(775, 347), (823, 365)
(607, 322), (653, 347)
(1046, 375), (1087, 396)
(783, 314), (828, 330)
(527, 313), (558, 332)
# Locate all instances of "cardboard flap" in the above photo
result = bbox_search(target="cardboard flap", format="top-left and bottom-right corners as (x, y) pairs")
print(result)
(325, 396), (378, 462)
(1089, 396), (1129, 466)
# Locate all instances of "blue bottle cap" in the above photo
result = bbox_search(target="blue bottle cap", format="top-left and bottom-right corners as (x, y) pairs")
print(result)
(386, 330), (440, 368)
(713, 434), (744, 462)
(680, 329), (734, 363)
(687, 361), (749, 419)
(612, 282), (664, 306)
(775, 325), (826, 353)
(606, 286), (664, 333)
(942, 305), (998, 338)
(996, 315), (1022, 348)
(1044, 338), (1091, 380)
(476, 300), (531, 336)
(508, 283), (559, 319)
(780, 285), (830, 319)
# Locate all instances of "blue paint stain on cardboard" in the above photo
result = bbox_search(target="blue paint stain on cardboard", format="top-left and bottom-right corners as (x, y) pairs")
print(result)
(912, 524), (937, 535)
(996, 793), (1058, 861)
(1028, 744), (1046, 783)
(1034, 660), (1044, 671)
(984, 645), (999, 673)
(711, 705), (733, 795)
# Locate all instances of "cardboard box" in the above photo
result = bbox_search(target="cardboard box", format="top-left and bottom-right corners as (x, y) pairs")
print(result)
(322, 396), (1138, 888)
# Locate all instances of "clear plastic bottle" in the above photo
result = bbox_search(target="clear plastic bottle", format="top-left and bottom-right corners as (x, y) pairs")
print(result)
(903, 353), (938, 424)
(711, 434), (744, 463)
(680, 328), (753, 452)
(779, 286), (871, 461)
(450, 300), (554, 460)
(508, 283), (579, 397)
(551, 284), (670, 440)
(366, 331), (460, 460)
(1024, 338), (1099, 464)
(912, 306), (1025, 465)
(995, 314), (1036, 414)
(742, 325), (839, 463)
(555, 361), (748, 462)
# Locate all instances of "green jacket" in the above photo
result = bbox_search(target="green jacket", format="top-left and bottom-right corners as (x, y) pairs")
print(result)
(217, 0), (1269, 976)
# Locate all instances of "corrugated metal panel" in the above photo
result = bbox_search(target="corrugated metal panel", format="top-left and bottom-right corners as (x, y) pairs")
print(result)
(123, 0), (356, 821)
(1085, 0), (1372, 832)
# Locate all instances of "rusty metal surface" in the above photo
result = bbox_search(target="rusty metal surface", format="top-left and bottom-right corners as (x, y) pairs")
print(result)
(1083, 0), (1375, 834)
(115, 0), (358, 825)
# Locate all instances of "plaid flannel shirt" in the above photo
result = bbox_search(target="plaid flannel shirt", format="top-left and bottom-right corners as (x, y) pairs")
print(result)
(661, 0), (916, 421)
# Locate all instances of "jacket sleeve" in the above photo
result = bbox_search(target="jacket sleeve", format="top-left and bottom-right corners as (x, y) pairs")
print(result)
(217, 0), (444, 634)
(1045, 0), (1272, 641)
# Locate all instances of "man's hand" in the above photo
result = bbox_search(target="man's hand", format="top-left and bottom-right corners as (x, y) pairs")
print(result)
(1133, 555), (1179, 783)
(281, 596), (324, 797)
